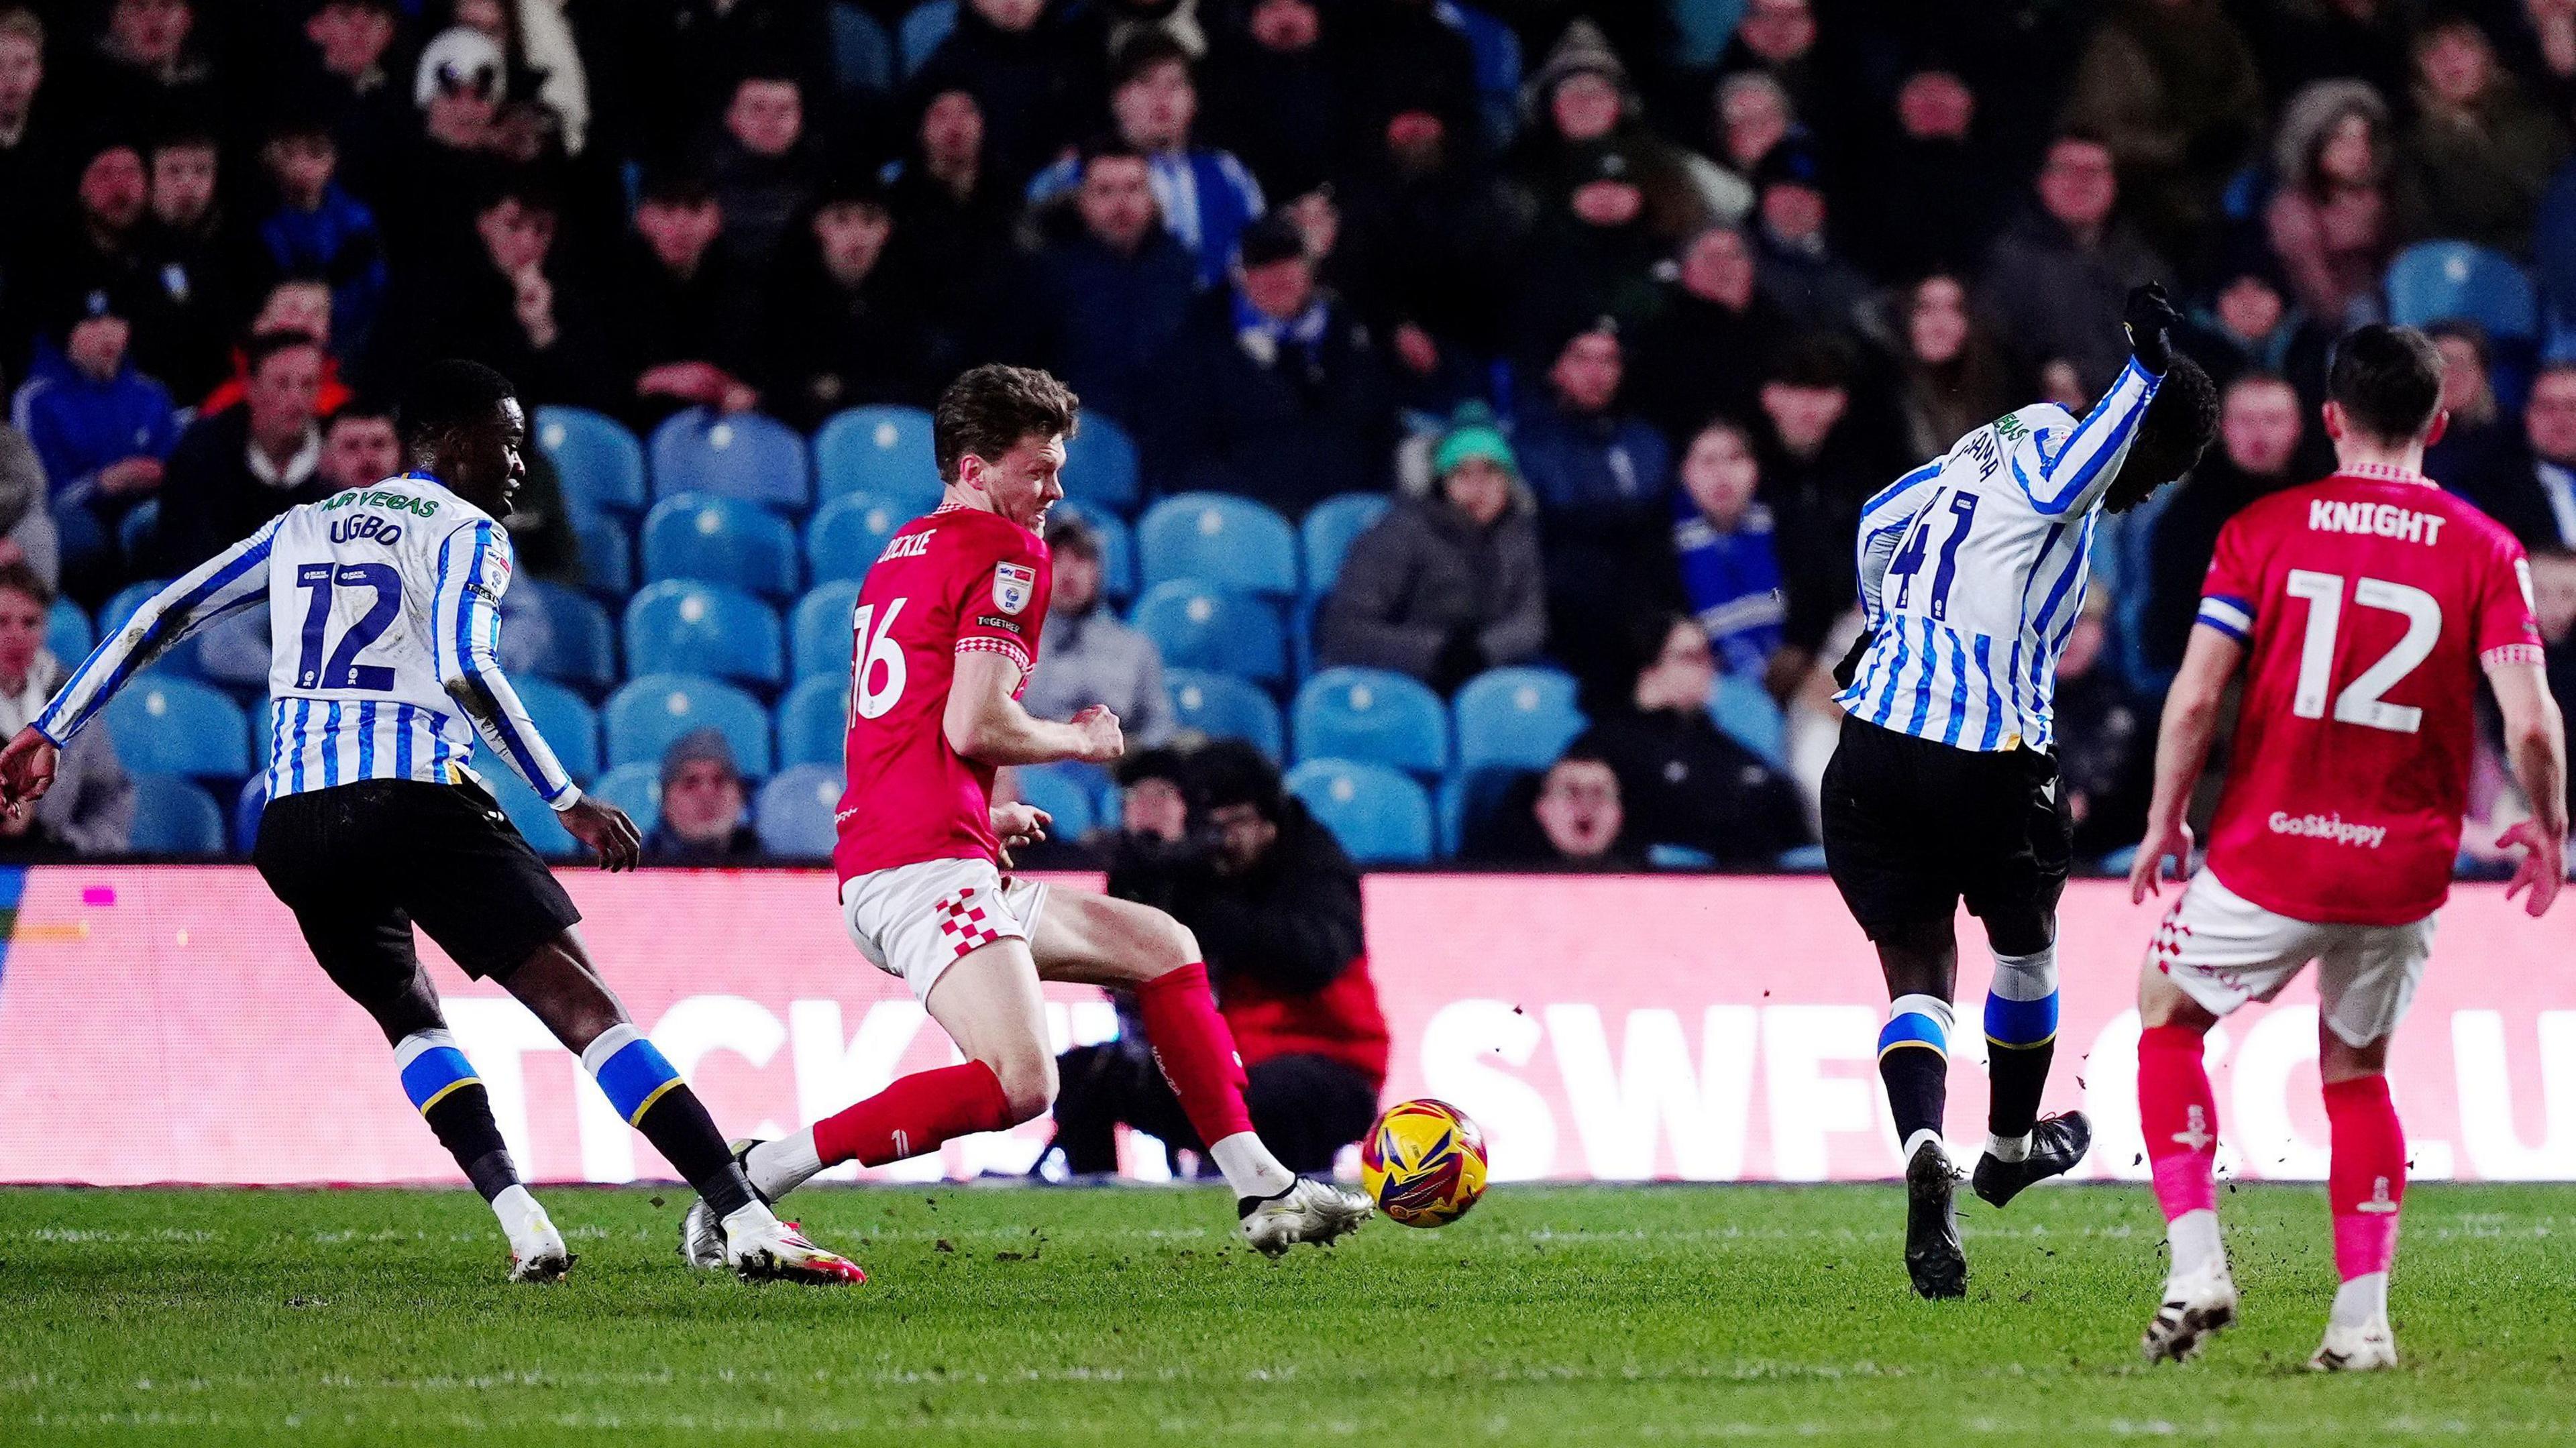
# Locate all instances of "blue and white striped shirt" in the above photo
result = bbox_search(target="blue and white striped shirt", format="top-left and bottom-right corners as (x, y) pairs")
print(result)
(1834, 359), (2165, 753)
(34, 472), (579, 810)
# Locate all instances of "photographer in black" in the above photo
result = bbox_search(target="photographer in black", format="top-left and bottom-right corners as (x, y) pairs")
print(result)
(1049, 741), (1389, 1176)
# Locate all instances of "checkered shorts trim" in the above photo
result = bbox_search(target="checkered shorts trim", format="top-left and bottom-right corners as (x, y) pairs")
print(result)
(933, 886), (1008, 959)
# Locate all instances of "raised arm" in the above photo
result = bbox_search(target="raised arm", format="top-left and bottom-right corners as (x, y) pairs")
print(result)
(2017, 286), (2180, 517)
(431, 520), (580, 809)
(945, 649), (1125, 767)
(2129, 622), (2243, 901)
(2485, 658), (2568, 916)
(38, 516), (280, 746)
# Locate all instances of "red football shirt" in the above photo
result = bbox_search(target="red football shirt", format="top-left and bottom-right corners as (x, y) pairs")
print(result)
(2196, 466), (2541, 926)
(833, 504), (1053, 883)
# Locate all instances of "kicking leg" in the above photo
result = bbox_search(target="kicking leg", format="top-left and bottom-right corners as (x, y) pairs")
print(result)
(1969, 907), (2091, 1207)
(2314, 1027), (2402, 1372)
(2137, 970), (2235, 1363)
(1031, 890), (1371, 1254)
(1871, 918), (1966, 1300)
(502, 932), (863, 1284)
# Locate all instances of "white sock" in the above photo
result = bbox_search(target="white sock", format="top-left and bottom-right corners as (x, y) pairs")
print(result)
(2331, 1270), (2388, 1329)
(1208, 1131), (1296, 1199)
(1900, 1127), (1947, 1166)
(1986, 1131), (2032, 1163)
(492, 1184), (555, 1254)
(720, 1199), (783, 1243)
(747, 1131), (825, 1201)
(2166, 1208), (2226, 1281)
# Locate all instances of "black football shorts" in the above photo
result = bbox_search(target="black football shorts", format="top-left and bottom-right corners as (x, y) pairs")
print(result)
(1820, 713), (2072, 942)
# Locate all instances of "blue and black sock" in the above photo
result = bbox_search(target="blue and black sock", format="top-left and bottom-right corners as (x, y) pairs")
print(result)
(1878, 994), (1954, 1159)
(582, 1023), (756, 1217)
(1984, 947), (2061, 1156)
(396, 1029), (519, 1202)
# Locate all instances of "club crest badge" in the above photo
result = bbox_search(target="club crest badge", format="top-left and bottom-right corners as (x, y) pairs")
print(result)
(993, 561), (1037, 615)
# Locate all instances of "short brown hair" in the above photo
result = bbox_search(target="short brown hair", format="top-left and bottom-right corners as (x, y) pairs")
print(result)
(0, 8), (42, 49)
(932, 364), (1079, 483)
(0, 559), (54, 611)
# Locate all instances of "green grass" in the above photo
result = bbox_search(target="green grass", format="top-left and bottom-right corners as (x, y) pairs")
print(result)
(1, 1184), (2572, 1445)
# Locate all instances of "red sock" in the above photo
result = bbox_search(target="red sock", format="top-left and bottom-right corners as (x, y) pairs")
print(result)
(2324, 1074), (2405, 1280)
(2138, 1024), (2219, 1220)
(812, 1060), (1013, 1169)
(1134, 962), (1254, 1147)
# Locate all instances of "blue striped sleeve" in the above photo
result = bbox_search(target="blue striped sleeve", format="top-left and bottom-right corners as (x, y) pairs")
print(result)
(433, 521), (580, 808)
(34, 516), (282, 745)
(1854, 463), (1943, 627)
(2014, 359), (2163, 516)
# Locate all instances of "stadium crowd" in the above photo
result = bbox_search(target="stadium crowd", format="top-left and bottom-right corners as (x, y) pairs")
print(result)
(1, 0), (2573, 872)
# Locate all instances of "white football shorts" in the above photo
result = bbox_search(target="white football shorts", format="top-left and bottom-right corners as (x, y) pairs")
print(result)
(840, 856), (1052, 1003)
(2147, 868), (2435, 1047)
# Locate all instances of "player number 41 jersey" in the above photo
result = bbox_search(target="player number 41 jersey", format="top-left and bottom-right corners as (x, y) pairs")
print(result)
(2196, 467), (2542, 926)
(833, 505), (1052, 884)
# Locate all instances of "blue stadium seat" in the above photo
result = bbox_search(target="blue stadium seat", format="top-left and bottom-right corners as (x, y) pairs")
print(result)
(535, 405), (647, 514)
(1011, 763), (1097, 838)
(191, 605), (269, 689)
(756, 763), (843, 858)
(592, 761), (663, 835)
(514, 676), (601, 782)
(2386, 241), (2538, 340)
(1164, 667), (1283, 757)
(648, 408), (810, 510)
(577, 514), (634, 598)
(814, 405), (943, 514)
(233, 776), (266, 854)
(806, 491), (910, 583)
(1300, 493), (1390, 596)
(1711, 672), (1788, 769)
(1130, 581), (1287, 683)
(127, 773), (226, 854)
(474, 749), (579, 858)
(1775, 844), (1830, 873)
(104, 678), (250, 778)
(1438, 765), (1532, 858)
(509, 579), (617, 690)
(1052, 504), (1136, 600)
(1454, 2), (1524, 147)
(791, 580), (861, 680)
(777, 674), (849, 769)
(898, 0), (957, 75)
(117, 496), (159, 561)
(1292, 667), (1448, 775)
(46, 597), (93, 666)
(1138, 494), (1300, 596)
(623, 581), (786, 687)
(1285, 759), (1434, 865)
(604, 673), (773, 777)
(641, 492), (801, 599)
(1062, 413), (1140, 511)
(826, 1), (894, 94)
(1452, 667), (1585, 773)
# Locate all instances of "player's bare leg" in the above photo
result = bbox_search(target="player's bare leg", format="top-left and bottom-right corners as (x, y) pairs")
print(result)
(335, 958), (569, 1282)
(504, 933), (863, 1284)
(2312, 1024), (2402, 1371)
(1024, 890), (1371, 1256)
(1870, 920), (1967, 1299)
(2137, 971), (2235, 1362)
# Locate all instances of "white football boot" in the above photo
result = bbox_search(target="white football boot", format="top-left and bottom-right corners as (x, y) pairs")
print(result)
(505, 1204), (574, 1284)
(2141, 1266), (2238, 1363)
(2310, 1317), (2398, 1372)
(723, 1209), (867, 1284)
(1238, 1178), (1373, 1258)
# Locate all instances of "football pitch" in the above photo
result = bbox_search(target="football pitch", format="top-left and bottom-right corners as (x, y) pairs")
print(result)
(3, 1183), (2571, 1445)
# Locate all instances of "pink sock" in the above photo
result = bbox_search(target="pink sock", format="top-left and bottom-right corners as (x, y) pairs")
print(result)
(2138, 1023), (2219, 1220)
(1134, 962), (1255, 1148)
(812, 1060), (1014, 1168)
(2324, 1075), (2405, 1280)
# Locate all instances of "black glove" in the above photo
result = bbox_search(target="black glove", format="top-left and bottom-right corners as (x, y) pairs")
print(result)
(2124, 282), (2180, 376)
(1831, 628), (1876, 690)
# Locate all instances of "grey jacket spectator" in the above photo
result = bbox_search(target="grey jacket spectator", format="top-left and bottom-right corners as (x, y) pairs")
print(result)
(1978, 134), (2171, 398)
(1023, 518), (1172, 745)
(0, 423), (57, 588)
(1319, 419), (1545, 693)
(0, 564), (127, 853)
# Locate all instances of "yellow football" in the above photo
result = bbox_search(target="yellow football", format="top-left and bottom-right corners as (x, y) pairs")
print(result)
(1359, 1098), (1489, 1227)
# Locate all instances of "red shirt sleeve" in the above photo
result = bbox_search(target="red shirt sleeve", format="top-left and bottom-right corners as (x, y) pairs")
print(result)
(2475, 528), (2544, 667)
(2193, 507), (2265, 644)
(953, 524), (1053, 683)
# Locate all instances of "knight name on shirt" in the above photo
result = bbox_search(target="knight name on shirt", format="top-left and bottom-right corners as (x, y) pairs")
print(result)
(2308, 498), (2446, 546)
